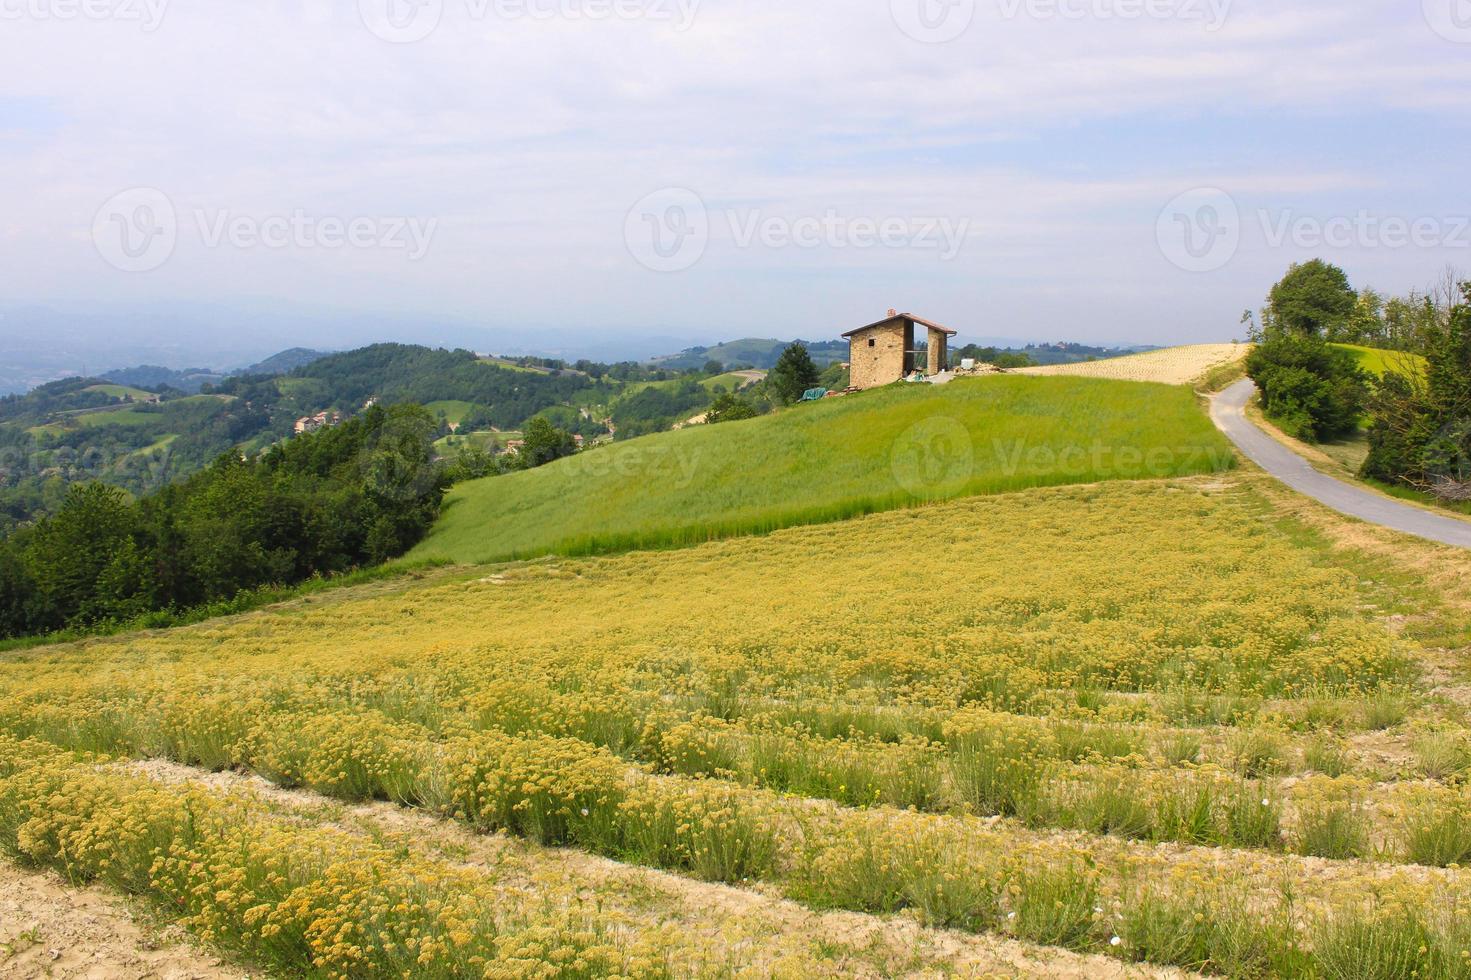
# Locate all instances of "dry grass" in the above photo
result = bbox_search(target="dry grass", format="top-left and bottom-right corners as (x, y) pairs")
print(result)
(4, 472), (1471, 975)
(1016, 344), (1252, 386)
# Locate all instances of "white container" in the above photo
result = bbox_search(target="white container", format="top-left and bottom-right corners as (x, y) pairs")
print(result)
(960, 358), (976, 370)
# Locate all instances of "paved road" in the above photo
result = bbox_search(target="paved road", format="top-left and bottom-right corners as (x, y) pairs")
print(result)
(1211, 379), (1471, 550)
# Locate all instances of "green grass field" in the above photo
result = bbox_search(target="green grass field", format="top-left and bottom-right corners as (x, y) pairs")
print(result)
(701, 371), (759, 392)
(1333, 343), (1427, 378)
(411, 375), (1234, 564)
(425, 400), (478, 425)
(477, 356), (549, 374)
(84, 383), (157, 401)
(73, 406), (157, 428)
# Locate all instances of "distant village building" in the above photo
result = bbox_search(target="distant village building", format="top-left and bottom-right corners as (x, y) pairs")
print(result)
(842, 310), (956, 390)
(294, 411), (341, 435)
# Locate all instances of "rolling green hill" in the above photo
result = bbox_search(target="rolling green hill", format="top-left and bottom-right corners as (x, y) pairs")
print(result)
(651, 338), (849, 371)
(411, 375), (1233, 564)
(1333, 343), (1427, 379)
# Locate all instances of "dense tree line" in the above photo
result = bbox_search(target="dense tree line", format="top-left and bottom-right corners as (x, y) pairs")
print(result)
(1247, 261), (1369, 441)
(1249, 261), (1471, 503)
(1363, 283), (1471, 501)
(0, 404), (445, 640)
(288, 345), (609, 428)
(613, 381), (710, 439)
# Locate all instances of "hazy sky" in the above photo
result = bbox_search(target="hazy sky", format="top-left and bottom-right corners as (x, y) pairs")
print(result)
(2, 0), (1470, 361)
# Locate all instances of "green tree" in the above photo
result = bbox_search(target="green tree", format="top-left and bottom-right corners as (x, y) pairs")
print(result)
(706, 393), (758, 425)
(0, 537), (39, 637)
(702, 359), (725, 376)
(1249, 264), (1369, 442)
(766, 342), (821, 404)
(520, 416), (578, 468)
(1364, 284), (1471, 497)
(1265, 260), (1357, 338)
(23, 482), (144, 629)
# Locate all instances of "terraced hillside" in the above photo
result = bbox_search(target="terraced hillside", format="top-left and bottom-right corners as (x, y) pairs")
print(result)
(4, 473), (1471, 976)
(413, 375), (1232, 564)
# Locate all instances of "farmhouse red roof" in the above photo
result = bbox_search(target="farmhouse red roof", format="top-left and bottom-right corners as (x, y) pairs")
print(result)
(842, 313), (958, 338)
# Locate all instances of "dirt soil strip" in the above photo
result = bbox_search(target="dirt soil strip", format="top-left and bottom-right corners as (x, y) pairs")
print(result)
(0, 860), (245, 980)
(131, 760), (1190, 980)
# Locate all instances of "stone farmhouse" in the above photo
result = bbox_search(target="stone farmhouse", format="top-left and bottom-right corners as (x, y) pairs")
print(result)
(843, 310), (956, 390)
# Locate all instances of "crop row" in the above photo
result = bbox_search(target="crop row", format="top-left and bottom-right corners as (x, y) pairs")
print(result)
(12, 717), (1471, 978)
(0, 736), (689, 979)
(8, 672), (1468, 866)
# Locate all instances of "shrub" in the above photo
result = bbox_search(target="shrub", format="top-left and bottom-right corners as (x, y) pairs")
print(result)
(1312, 910), (1442, 980)
(1007, 861), (1099, 951)
(946, 710), (1053, 817)
(1222, 783), (1283, 849)
(1401, 805), (1471, 867)
(1294, 800), (1369, 860)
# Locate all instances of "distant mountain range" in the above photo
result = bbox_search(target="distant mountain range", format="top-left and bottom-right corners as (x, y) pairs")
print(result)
(650, 339), (851, 371)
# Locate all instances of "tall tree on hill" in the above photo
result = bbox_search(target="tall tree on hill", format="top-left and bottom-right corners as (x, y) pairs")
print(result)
(1248, 262), (1368, 442)
(767, 342), (821, 404)
(519, 417), (578, 468)
(1266, 259), (1357, 338)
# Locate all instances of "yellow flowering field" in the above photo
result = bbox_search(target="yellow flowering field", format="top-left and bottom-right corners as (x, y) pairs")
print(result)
(4, 475), (1471, 976)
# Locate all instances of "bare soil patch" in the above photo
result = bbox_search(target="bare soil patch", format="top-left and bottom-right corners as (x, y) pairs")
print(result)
(0, 861), (241, 980)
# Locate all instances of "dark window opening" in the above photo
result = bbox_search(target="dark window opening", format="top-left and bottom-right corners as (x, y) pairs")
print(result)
(868, 338), (876, 347)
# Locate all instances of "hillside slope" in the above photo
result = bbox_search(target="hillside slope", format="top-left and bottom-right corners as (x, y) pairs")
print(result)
(1014, 344), (1250, 385)
(1332, 343), (1427, 379)
(411, 375), (1232, 564)
(6, 475), (1468, 977)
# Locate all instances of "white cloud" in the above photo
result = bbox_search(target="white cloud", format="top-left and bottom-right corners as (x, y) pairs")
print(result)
(0, 0), (1467, 350)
